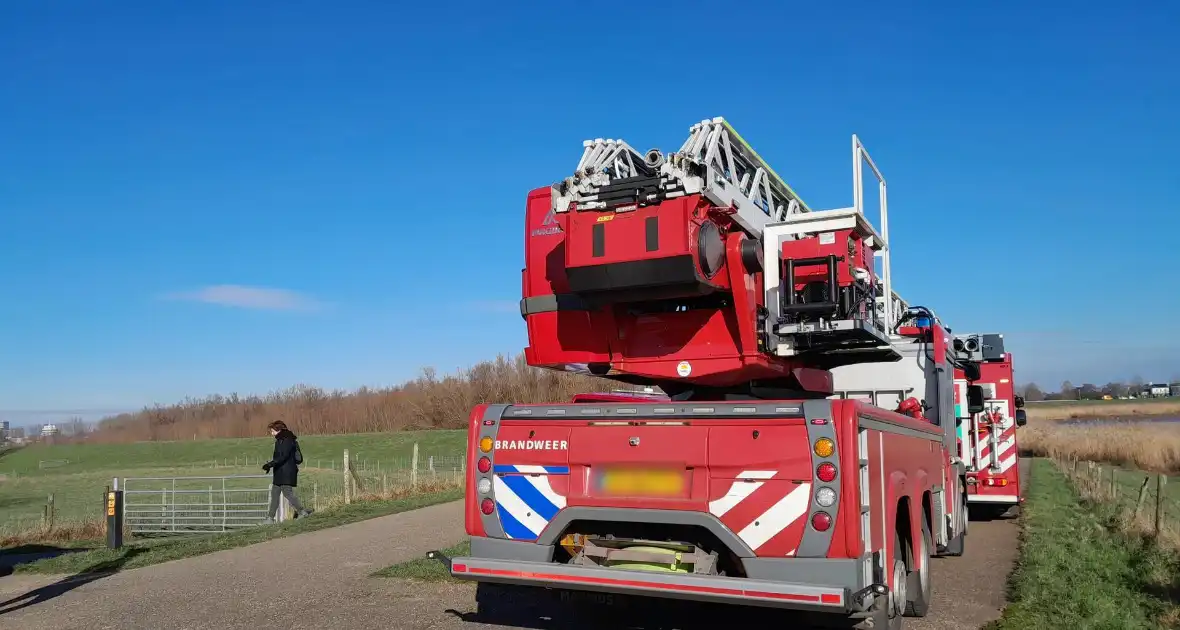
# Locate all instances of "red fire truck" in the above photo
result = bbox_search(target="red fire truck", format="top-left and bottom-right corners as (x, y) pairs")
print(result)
(951, 334), (1026, 515)
(428, 118), (992, 629)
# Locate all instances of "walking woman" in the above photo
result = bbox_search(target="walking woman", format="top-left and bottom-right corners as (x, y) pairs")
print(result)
(262, 420), (314, 523)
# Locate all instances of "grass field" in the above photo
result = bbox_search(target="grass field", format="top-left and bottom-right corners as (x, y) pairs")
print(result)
(987, 459), (1180, 629)
(0, 430), (467, 535)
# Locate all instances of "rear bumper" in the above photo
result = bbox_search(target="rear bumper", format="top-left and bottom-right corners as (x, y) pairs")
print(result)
(444, 537), (876, 615)
(967, 493), (1020, 504)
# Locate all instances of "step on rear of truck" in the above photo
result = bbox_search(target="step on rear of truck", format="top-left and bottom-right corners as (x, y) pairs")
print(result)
(449, 398), (883, 616)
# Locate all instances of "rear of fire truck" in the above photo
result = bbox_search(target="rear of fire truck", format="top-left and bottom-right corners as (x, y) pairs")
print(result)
(428, 118), (974, 629)
(952, 336), (1026, 514)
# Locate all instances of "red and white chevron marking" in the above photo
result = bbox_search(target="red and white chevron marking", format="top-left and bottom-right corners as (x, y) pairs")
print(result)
(708, 470), (812, 557)
(977, 424), (1017, 473)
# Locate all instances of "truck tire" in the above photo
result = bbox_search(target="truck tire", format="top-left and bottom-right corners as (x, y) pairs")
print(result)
(903, 510), (933, 617)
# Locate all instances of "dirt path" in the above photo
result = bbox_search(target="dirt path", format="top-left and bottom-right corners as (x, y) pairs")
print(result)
(0, 459), (1028, 630)
(0, 501), (468, 630)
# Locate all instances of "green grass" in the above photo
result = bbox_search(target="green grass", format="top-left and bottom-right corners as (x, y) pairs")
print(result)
(0, 430), (467, 532)
(373, 539), (470, 581)
(986, 459), (1180, 630)
(0, 430), (466, 477)
(12, 486), (464, 575)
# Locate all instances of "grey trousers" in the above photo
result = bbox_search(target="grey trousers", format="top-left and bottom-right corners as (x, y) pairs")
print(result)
(268, 484), (306, 518)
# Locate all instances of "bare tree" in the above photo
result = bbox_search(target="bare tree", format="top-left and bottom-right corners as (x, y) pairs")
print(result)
(1060, 380), (1075, 399)
(84, 352), (625, 443)
(1019, 383), (1045, 401)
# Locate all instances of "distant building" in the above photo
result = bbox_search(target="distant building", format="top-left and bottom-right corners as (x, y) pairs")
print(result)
(1144, 383), (1171, 398)
(1172, 383), (1180, 397)
(0, 420), (8, 442)
(40, 424), (60, 437)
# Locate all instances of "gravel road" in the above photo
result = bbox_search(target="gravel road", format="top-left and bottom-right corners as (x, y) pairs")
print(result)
(0, 459), (1028, 630)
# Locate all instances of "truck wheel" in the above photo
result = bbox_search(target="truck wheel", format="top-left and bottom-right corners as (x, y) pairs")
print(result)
(903, 511), (932, 617)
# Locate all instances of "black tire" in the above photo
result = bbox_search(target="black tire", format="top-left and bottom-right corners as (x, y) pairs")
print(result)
(904, 510), (933, 617)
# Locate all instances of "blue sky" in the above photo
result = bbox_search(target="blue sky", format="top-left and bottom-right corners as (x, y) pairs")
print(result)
(1, 1), (1177, 425)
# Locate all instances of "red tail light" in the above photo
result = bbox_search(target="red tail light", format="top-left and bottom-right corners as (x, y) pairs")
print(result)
(480, 498), (495, 514)
(811, 511), (832, 531)
(477, 457), (492, 473)
(816, 462), (837, 483)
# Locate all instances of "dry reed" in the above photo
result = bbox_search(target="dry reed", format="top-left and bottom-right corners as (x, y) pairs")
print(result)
(0, 519), (106, 548)
(1025, 399), (1180, 421)
(1021, 420), (1180, 474)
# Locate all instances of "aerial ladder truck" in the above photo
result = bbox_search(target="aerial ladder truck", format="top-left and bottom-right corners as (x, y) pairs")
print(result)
(429, 117), (991, 629)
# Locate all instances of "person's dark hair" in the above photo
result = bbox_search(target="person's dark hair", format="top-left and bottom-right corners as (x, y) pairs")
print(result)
(267, 420), (288, 432)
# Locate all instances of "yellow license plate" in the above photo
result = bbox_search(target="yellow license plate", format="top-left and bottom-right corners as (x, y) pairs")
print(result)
(596, 468), (685, 497)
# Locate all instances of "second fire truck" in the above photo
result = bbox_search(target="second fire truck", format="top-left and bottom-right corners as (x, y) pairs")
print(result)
(953, 334), (1026, 515)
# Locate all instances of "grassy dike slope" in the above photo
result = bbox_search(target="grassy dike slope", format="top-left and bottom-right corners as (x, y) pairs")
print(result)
(987, 459), (1180, 630)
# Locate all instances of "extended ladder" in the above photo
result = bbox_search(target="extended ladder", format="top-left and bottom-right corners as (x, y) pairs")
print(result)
(550, 117), (812, 240)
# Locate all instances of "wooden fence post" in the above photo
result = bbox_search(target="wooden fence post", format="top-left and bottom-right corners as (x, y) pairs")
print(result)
(1135, 476), (1150, 517)
(411, 443), (419, 488)
(1110, 468), (1117, 498)
(313, 482), (319, 511)
(1155, 474), (1166, 537)
(344, 449), (352, 505)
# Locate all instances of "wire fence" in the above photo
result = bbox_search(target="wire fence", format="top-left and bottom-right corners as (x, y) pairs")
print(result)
(1054, 457), (1180, 543)
(0, 443), (466, 539)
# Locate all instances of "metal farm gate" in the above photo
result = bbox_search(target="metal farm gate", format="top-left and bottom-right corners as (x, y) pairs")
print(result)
(120, 474), (281, 535)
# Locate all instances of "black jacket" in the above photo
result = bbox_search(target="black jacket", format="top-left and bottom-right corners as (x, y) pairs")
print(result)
(267, 429), (301, 487)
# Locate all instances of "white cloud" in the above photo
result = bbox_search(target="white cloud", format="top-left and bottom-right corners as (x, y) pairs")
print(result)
(162, 285), (325, 312)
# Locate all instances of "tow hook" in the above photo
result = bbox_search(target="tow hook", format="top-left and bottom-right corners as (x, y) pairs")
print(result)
(425, 549), (453, 571)
(850, 583), (889, 611)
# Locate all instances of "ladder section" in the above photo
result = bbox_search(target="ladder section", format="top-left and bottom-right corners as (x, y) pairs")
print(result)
(550, 138), (659, 215)
(876, 280), (911, 334)
(670, 117), (813, 235)
(548, 116), (814, 240)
